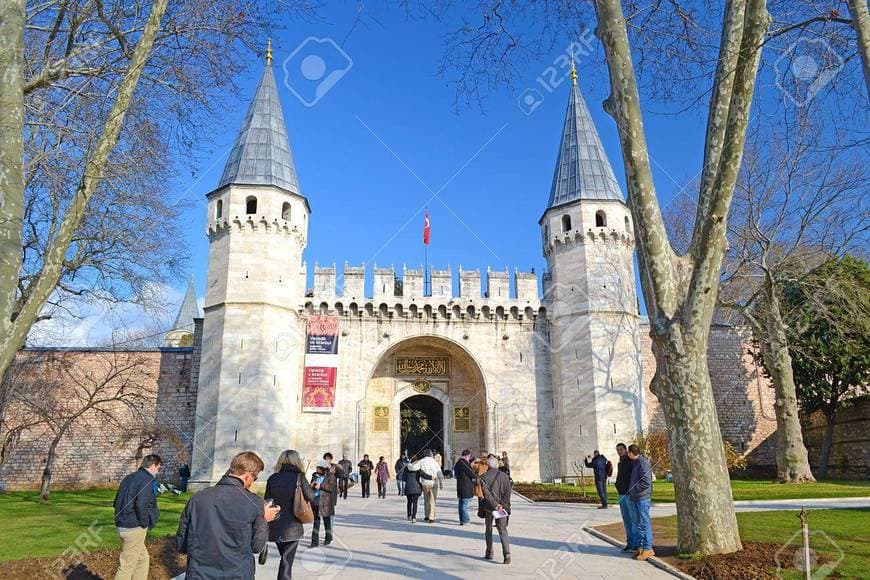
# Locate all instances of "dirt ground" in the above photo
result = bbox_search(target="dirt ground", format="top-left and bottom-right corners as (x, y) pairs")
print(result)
(513, 483), (602, 503)
(0, 536), (185, 580)
(594, 521), (837, 579)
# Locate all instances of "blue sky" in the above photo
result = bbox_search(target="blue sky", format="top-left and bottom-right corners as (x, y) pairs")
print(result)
(172, 4), (709, 313)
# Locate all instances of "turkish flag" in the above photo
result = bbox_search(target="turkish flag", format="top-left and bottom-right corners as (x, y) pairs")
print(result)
(423, 211), (431, 245)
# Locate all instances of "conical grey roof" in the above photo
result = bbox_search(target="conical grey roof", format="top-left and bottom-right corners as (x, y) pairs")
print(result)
(171, 276), (201, 332)
(217, 65), (301, 194)
(548, 82), (623, 207)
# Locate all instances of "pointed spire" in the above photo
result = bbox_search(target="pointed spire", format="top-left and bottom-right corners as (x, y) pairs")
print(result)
(170, 275), (202, 332)
(216, 58), (302, 194)
(547, 79), (623, 207)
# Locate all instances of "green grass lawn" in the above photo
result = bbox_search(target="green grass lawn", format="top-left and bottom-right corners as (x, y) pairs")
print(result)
(0, 490), (189, 562)
(524, 478), (870, 504)
(611, 509), (870, 579)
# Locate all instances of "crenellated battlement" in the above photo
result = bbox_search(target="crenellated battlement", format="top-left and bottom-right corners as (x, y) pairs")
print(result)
(306, 262), (542, 317)
(207, 215), (307, 246)
(544, 226), (633, 256)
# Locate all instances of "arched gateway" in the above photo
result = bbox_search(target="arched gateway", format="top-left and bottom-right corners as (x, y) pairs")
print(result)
(360, 336), (490, 466)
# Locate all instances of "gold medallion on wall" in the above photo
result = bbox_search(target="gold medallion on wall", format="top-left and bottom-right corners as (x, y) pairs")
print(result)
(411, 377), (431, 393)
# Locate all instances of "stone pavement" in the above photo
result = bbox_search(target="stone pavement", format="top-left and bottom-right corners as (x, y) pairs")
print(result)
(256, 480), (673, 579)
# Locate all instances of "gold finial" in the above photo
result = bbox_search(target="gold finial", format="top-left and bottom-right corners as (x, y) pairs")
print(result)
(570, 58), (578, 86)
(266, 37), (273, 65)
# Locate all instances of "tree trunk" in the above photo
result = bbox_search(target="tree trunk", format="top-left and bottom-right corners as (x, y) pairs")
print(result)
(817, 408), (837, 480)
(650, 327), (743, 555)
(848, 0), (870, 96)
(39, 432), (63, 503)
(759, 284), (815, 483)
(0, 0), (26, 398)
(595, 0), (769, 555)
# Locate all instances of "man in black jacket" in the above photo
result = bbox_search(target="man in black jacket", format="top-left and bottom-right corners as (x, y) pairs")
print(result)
(614, 443), (637, 551)
(177, 451), (280, 580)
(113, 454), (161, 580)
(584, 450), (610, 508)
(453, 449), (477, 526)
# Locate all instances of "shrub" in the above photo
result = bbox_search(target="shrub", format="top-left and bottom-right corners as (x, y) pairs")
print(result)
(631, 430), (747, 476)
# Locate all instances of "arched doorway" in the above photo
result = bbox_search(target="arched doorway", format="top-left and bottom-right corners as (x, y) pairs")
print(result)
(400, 395), (444, 460)
(360, 335), (489, 469)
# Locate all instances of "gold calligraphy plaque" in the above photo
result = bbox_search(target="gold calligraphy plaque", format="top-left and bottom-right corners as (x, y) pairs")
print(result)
(372, 406), (390, 432)
(395, 357), (449, 376)
(453, 407), (471, 432)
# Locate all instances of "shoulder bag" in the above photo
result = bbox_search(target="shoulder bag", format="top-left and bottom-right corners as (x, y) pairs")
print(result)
(293, 478), (315, 523)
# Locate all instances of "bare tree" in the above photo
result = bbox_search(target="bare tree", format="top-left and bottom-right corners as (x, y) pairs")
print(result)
(0, 0), (317, 415)
(6, 349), (156, 502)
(722, 118), (868, 482)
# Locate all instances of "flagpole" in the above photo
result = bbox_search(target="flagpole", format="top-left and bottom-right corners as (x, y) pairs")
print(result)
(423, 208), (430, 296)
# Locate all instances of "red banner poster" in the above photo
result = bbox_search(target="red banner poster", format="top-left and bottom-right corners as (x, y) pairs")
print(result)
(302, 367), (336, 411)
(302, 315), (339, 412)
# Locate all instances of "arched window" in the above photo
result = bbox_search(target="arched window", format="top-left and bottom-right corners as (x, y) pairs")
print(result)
(245, 196), (257, 215)
(624, 215), (631, 232)
(282, 202), (291, 221)
(595, 210), (607, 228)
(561, 214), (572, 232)
(216, 199), (223, 219)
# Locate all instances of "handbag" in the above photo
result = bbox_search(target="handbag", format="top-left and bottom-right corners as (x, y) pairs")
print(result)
(293, 478), (315, 523)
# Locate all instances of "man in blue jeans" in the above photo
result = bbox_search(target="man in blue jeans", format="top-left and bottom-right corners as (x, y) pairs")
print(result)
(453, 449), (477, 525)
(627, 444), (654, 560)
(614, 443), (636, 551)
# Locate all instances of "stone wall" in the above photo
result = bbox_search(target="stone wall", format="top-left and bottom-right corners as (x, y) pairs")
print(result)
(0, 345), (197, 491)
(802, 397), (870, 480)
(640, 324), (778, 468)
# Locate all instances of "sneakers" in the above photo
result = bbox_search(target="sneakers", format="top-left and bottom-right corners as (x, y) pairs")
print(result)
(635, 549), (655, 561)
(411, 517), (417, 523)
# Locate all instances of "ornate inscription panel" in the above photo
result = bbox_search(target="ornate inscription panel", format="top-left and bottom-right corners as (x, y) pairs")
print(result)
(395, 357), (449, 376)
(372, 406), (390, 432)
(453, 407), (471, 432)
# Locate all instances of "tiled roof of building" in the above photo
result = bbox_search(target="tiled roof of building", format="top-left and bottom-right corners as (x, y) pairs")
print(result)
(548, 81), (623, 207)
(217, 64), (301, 194)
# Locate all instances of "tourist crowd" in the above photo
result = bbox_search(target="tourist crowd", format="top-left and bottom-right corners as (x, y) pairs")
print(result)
(111, 443), (653, 579)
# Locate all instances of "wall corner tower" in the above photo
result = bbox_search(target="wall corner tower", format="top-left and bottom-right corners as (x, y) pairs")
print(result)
(541, 68), (644, 477)
(191, 54), (309, 486)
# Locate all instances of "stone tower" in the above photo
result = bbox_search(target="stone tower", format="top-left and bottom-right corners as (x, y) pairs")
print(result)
(191, 50), (309, 485)
(540, 65), (644, 476)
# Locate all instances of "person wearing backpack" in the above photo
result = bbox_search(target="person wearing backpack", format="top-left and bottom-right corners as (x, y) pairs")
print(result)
(265, 450), (313, 580)
(584, 450), (610, 509)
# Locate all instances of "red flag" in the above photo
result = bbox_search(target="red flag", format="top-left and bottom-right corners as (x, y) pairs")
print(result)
(423, 211), (431, 245)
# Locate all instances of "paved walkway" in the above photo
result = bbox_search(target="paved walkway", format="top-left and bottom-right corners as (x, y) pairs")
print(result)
(176, 482), (870, 579)
(258, 480), (672, 579)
